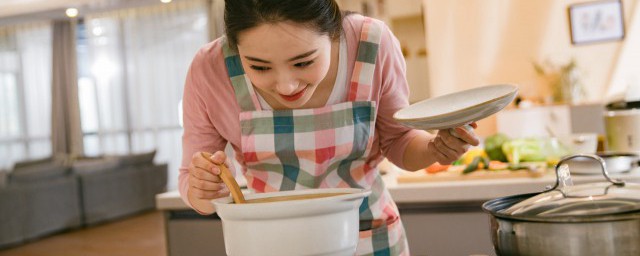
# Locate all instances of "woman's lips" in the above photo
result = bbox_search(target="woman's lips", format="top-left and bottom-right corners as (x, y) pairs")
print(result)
(280, 86), (308, 102)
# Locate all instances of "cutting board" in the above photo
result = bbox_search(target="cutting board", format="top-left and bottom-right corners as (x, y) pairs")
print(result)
(396, 168), (547, 183)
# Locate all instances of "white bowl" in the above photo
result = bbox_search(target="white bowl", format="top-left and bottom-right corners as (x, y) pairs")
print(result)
(213, 188), (370, 256)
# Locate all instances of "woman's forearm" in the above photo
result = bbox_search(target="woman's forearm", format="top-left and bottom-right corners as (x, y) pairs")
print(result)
(401, 125), (480, 171)
(402, 133), (437, 171)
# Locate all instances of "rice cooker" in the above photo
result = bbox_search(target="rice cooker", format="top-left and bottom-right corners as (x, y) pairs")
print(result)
(604, 100), (640, 155)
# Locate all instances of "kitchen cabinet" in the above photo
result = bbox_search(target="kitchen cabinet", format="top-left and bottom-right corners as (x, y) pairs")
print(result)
(163, 211), (226, 256)
(390, 15), (430, 103)
(336, 0), (431, 103)
(383, 0), (423, 19)
(400, 202), (494, 256)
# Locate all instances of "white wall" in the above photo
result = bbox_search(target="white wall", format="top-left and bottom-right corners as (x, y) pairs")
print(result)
(609, 1), (640, 102)
(423, 0), (639, 136)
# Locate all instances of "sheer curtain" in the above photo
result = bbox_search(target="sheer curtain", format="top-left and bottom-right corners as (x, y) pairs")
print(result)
(0, 23), (52, 170)
(79, 0), (209, 189)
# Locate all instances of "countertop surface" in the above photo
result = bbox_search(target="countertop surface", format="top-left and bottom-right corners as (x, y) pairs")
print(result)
(156, 166), (640, 211)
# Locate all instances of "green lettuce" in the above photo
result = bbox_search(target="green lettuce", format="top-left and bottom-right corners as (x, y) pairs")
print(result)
(501, 138), (547, 164)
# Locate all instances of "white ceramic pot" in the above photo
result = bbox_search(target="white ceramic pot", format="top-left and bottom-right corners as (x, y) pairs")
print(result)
(213, 188), (370, 256)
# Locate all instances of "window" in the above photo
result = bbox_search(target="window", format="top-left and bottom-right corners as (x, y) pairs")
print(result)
(77, 1), (209, 188)
(0, 23), (52, 169)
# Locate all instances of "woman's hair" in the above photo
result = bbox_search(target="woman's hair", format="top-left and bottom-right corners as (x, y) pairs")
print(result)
(224, 0), (343, 49)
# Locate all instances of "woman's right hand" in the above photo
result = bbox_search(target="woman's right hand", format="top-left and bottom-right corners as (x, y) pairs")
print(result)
(187, 151), (230, 214)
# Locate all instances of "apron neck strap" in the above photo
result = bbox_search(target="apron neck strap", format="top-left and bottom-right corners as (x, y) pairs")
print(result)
(347, 17), (383, 102)
(222, 38), (262, 112)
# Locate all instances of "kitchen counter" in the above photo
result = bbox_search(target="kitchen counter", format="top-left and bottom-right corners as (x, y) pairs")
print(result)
(156, 167), (640, 256)
(386, 167), (640, 204)
(157, 167), (640, 210)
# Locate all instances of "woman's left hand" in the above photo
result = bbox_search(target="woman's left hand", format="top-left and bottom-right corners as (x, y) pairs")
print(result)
(427, 122), (480, 165)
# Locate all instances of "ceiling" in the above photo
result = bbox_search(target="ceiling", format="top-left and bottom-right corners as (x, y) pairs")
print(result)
(0, 0), (94, 18)
(0, 0), (167, 24)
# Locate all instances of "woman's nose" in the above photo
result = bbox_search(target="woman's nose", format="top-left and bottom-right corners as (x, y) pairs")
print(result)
(274, 73), (297, 95)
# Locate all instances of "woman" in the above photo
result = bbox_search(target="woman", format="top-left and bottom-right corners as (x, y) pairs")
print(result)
(179, 0), (478, 255)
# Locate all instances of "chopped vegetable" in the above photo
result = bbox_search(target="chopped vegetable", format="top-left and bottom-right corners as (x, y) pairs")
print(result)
(462, 156), (483, 174)
(480, 157), (490, 169)
(484, 133), (510, 162)
(488, 161), (509, 170)
(461, 148), (488, 165)
(424, 163), (450, 174)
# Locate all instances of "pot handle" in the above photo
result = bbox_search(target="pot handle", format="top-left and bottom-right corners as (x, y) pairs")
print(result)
(547, 154), (625, 191)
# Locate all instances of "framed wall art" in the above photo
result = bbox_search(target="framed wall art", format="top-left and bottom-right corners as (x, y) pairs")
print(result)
(568, 0), (625, 45)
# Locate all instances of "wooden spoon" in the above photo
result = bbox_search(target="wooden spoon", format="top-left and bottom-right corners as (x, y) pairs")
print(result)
(201, 152), (246, 204)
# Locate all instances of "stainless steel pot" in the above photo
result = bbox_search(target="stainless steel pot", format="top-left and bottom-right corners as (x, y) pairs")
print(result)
(483, 154), (640, 256)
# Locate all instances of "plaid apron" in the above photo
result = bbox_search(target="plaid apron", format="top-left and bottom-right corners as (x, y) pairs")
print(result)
(222, 18), (409, 256)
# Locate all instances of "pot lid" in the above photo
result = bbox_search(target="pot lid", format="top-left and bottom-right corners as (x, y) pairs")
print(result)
(500, 154), (640, 217)
(606, 100), (640, 110)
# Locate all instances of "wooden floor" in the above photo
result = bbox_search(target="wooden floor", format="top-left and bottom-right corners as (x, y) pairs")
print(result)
(0, 211), (166, 256)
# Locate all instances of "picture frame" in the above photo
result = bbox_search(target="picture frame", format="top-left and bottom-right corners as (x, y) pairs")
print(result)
(568, 0), (625, 45)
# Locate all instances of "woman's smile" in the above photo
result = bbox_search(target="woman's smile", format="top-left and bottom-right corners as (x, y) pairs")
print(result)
(279, 85), (309, 102)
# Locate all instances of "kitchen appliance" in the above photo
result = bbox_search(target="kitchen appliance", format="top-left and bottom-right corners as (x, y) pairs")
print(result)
(483, 154), (640, 256)
(213, 188), (370, 256)
(604, 100), (640, 155)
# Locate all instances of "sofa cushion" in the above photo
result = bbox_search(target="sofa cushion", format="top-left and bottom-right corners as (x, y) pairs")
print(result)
(72, 157), (120, 174)
(116, 150), (156, 166)
(9, 163), (70, 183)
(12, 157), (55, 169)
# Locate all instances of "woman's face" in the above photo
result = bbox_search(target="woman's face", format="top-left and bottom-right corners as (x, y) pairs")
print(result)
(236, 21), (333, 109)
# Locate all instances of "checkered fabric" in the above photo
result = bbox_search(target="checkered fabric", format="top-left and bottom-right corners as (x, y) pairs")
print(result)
(222, 17), (408, 256)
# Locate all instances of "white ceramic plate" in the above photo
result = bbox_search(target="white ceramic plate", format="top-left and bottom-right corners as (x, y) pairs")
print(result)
(393, 84), (518, 130)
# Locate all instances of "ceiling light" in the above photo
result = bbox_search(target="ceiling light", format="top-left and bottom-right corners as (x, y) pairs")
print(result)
(161, 0), (172, 3)
(65, 8), (79, 18)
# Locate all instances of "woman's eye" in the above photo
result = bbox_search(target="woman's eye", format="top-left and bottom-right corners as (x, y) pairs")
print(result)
(250, 65), (270, 71)
(294, 61), (314, 68)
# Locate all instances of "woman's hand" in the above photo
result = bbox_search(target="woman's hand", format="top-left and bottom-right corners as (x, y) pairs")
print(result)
(427, 122), (480, 165)
(187, 151), (231, 214)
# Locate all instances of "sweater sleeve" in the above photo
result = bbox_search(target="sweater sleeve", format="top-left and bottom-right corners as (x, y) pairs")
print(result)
(374, 20), (434, 170)
(178, 46), (229, 210)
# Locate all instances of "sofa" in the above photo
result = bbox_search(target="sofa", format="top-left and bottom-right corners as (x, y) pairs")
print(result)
(0, 158), (82, 248)
(75, 151), (168, 226)
(0, 150), (168, 249)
